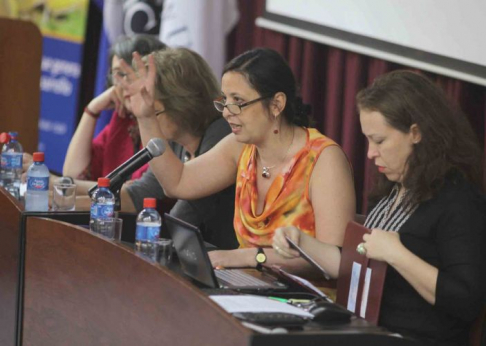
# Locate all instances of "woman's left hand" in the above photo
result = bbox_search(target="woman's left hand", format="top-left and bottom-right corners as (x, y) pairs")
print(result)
(362, 228), (403, 262)
(208, 249), (256, 268)
(272, 226), (301, 259)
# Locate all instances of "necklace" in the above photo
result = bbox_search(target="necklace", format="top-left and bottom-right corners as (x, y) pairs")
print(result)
(377, 186), (405, 230)
(183, 152), (191, 162)
(259, 128), (295, 179)
(364, 184), (418, 232)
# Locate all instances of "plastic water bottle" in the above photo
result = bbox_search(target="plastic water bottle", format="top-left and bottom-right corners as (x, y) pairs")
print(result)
(0, 132), (10, 188)
(1, 132), (23, 198)
(135, 198), (161, 260)
(89, 177), (115, 233)
(25, 152), (49, 211)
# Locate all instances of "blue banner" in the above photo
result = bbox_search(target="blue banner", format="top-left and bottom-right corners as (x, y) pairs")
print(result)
(0, 0), (89, 174)
(38, 37), (84, 173)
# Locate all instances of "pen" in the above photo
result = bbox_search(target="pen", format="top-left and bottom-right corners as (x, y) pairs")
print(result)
(267, 296), (289, 303)
(288, 299), (312, 304)
(267, 297), (312, 304)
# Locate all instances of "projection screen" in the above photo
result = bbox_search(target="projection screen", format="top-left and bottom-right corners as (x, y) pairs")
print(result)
(258, 0), (486, 86)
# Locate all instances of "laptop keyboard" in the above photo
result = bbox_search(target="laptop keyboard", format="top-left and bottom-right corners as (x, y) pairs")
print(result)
(215, 269), (269, 287)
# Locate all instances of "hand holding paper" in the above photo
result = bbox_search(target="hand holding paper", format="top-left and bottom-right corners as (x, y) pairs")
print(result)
(285, 236), (331, 280)
(272, 226), (301, 259)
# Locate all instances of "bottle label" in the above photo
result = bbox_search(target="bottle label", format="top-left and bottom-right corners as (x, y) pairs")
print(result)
(27, 176), (49, 191)
(90, 203), (114, 219)
(136, 225), (147, 241)
(90, 203), (97, 217)
(136, 225), (160, 242)
(146, 226), (160, 241)
(1, 153), (22, 169)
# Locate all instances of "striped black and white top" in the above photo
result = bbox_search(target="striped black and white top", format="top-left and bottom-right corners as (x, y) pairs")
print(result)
(364, 185), (418, 232)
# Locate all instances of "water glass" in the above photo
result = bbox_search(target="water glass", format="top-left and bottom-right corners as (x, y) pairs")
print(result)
(157, 238), (174, 265)
(52, 183), (76, 211)
(95, 217), (123, 240)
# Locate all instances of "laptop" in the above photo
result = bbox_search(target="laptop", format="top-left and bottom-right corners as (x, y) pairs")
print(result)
(164, 213), (288, 291)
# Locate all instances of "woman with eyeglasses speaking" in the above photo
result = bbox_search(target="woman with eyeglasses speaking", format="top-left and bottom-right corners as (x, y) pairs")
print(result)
(118, 47), (355, 272)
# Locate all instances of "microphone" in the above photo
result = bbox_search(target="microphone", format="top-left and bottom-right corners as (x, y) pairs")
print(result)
(88, 138), (165, 196)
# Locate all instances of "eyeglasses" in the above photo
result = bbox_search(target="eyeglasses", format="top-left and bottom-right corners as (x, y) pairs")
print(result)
(213, 96), (269, 115)
(155, 109), (166, 116)
(108, 70), (128, 85)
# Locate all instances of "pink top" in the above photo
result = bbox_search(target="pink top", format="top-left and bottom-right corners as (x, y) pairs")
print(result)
(87, 111), (148, 180)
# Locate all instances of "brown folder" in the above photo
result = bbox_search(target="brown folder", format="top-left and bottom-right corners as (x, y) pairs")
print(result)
(336, 221), (387, 325)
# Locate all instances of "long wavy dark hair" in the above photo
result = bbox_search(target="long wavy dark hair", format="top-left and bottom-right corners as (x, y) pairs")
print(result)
(223, 48), (312, 127)
(357, 70), (483, 206)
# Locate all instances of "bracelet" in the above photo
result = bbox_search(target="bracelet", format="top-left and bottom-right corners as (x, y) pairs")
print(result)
(84, 106), (100, 119)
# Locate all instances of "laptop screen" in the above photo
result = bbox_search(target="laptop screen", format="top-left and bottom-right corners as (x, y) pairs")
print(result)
(164, 214), (219, 288)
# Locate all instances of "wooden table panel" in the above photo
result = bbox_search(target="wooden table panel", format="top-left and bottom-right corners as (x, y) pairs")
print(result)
(0, 188), (23, 346)
(22, 217), (250, 346)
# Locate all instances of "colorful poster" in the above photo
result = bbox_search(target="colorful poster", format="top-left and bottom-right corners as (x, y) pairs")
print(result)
(0, 0), (89, 173)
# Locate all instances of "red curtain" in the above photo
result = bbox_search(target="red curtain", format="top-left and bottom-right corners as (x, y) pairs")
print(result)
(227, 1), (486, 213)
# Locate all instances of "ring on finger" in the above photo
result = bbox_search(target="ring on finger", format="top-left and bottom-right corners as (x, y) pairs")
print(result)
(356, 242), (367, 256)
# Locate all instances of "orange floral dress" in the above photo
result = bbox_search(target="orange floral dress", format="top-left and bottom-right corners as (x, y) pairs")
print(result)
(234, 128), (338, 248)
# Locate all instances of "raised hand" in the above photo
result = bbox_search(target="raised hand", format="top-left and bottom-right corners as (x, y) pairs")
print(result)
(272, 226), (301, 259)
(117, 52), (157, 120)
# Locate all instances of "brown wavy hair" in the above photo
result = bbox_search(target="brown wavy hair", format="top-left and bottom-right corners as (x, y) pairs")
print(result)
(356, 70), (483, 206)
(147, 48), (220, 137)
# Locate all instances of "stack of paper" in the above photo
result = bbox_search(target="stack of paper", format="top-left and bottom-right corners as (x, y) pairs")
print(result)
(209, 295), (314, 318)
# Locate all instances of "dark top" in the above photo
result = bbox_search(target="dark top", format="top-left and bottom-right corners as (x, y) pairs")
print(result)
(126, 118), (238, 250)
(377, 176), (486, 346)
